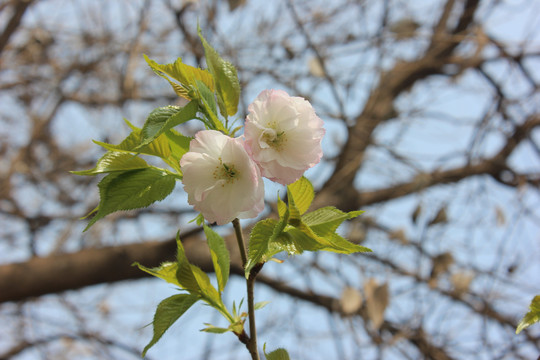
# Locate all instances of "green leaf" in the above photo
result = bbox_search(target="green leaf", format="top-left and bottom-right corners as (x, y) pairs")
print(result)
(191, 264), (224, 311)
(264, 346), (291, 360)
(175, 235), (203, 293)
(132, 261), (180, 287)
(196, 80), (218, 118)
(94, 120), (171, 160)
(303, 207), (364, 237)
(204, 224), (230, 293)
(71, 152), (149, 176)
(516, 295), (540, 334)
(295, 220), (370, 254)
(175, 235), (230, 320)
(137, 101), (198, 149)
(287, 176), (314, 215)
(198, 27), (241, 117)
(194, 79), (226, 132)
(322, 233), (372, 253)
(142, 293), (199, 357)
(268, 230), (304, 256)
(201, 324), (231, 334)
(144, 54), (214, 100)
(277, 220), (370, 255)
(281, 226), (326, 253)
(277, 196), (287, 219)
(286, 186), (302, 225)
(84, 168), (176, 230)
(254, 301), (270, 310)
(165, 129), (192, 164)
(245, 218), (282, 277)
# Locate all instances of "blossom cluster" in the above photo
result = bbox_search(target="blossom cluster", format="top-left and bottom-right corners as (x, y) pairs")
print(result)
(180, 89), (325, 225)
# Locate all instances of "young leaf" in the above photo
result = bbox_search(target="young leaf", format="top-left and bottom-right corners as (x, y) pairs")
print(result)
(144, 54), (214, 100)
(204, 224), (230, 293)
(294, 221), (370, 254)
(254, 301), (270, 310)
(264, 347), (291, 360)
(175, 235), (229, 320)
(303, 207), (364, 236)
(84, 168), (176, 230)
(286, 187), (302, 226)
(142, 293), (199, 357)
(324, 233), (372, 253)
(287, 176), (314, 215)
(267, 231), (303, 256)
(201, 324), (231, 334)
(137, 101), (198, 148)
(175, 235), (203, 293)
(165, 129), (192, 164)
(245, 218), (281, 277)
(196, 80), (218, 118)
(277, 196), (287, 219)
(71, 152), (148, 176)
(194, 79), (226, 132)
(94, 120), (171, 160)
(190, 264), (225, 314)
(516, 295), (540, 334)
(132, 261), (180, 287)
(198, 28), (241, 117)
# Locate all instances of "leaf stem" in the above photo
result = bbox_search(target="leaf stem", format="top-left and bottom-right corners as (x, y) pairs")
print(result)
(232, 218), (260, 360)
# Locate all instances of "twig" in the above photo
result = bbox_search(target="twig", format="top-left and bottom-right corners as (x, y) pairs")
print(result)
(232, 218), (260, 360)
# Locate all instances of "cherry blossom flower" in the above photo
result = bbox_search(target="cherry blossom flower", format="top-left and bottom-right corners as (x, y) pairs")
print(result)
(244, 89), (325, 185)
(180, 130), (265, 225)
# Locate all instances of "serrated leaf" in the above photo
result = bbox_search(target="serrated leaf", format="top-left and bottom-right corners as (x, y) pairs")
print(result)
(198, 28), (240, 117)
(283, 226), (325, 252)
(204, 224), (230, 293)
(277, 196), (287, 219)
(71, 152), (149, 176)
(195, 80), (225, 131)
(142, 293), (199, 357)
(516, 295), (540, 334)
(137, 101), (198, 149)
(84, 168), (176, 231)
(264, 347), (291, 360)
(133, 261), (180, 287)
(165, 129), (192, 164)
(287, 177), (314, 215)
(191, 264), (227, 318)
(286, 186), (302, 224)
(94, 120), (171, 160)
(324, 233), (372, 253)
(285, 224), (371, 254)
(144, 54), (214, 100)
(175, 235), (229, 319)
(268, 231), (303, 256)
(245, 219), (278, 277)
(303, 207), (364, 237)
(175, 235), (203, 293)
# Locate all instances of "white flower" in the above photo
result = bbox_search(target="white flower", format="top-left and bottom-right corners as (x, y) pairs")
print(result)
(244, 89), (325, 185)
(180, 130), (265, 225)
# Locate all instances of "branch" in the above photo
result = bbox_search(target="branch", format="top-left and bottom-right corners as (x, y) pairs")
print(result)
(0, 0), (35, 55)
(320, 0), (481, 207)
(256, 274), (456, 360)
(317, 114), (540, 210)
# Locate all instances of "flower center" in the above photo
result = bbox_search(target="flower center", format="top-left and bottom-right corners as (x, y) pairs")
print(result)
(261, 126), (287, 151)
(213, 158), (238, 186)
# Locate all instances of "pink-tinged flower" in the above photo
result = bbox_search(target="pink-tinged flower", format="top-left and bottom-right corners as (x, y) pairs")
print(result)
(180, 130), (265, 225)
(244, 89), (325, 185)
